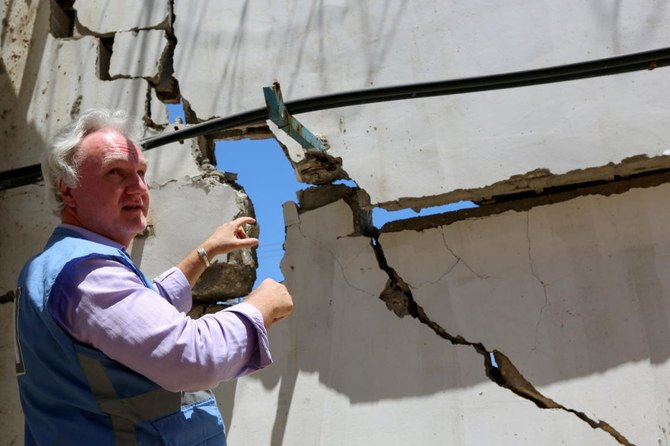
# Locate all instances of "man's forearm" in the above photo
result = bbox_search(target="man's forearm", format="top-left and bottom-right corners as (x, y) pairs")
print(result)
(176, 247), (210, 288)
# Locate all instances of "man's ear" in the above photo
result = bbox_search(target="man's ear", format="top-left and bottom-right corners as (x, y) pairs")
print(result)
(58, 179), (76, 209)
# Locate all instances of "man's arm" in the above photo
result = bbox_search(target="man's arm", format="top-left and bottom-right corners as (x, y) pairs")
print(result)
(49, 258), (272, 391)
(178, 217), (293, 328)
(177, 217), (258, 288)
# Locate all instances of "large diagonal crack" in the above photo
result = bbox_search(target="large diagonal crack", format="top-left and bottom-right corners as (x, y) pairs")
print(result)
(369, 234), (634, 446)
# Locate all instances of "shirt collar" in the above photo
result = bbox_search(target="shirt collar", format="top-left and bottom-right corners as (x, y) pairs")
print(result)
(57, 224), (126, 251)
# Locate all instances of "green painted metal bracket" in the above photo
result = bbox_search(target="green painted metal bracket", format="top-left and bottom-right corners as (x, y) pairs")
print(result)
(263, 81), (328, 152)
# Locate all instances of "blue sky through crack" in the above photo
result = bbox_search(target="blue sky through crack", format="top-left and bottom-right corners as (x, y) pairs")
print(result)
(165, 103), (477, 287)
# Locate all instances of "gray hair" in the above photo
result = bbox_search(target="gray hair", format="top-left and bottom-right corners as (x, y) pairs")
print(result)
(43, 108), (140, 214)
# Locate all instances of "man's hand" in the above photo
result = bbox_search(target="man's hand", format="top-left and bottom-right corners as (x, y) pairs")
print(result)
(177, 217), (259, 288)
(201, 217), (259, 258)
(244, 279), (294, 329)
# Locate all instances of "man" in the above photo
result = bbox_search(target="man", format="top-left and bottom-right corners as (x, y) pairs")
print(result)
(14, 109), (293, 445)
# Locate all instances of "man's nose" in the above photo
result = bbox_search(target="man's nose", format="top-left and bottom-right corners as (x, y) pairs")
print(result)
(126, 172), (148, 194)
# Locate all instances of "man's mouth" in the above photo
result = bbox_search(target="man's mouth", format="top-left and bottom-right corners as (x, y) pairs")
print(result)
(122, 204), (144, 212)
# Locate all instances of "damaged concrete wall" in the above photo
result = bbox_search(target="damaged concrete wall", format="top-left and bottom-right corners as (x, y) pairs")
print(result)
(2, 0), (670, 445)
(0, 0), (257, 298)
(215, 182), (668, 445)
(172, 0), (670, 209)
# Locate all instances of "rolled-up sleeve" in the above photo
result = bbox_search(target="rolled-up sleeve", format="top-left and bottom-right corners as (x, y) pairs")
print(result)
(48, 258), (273, 392)
(152, 267), (193, 314)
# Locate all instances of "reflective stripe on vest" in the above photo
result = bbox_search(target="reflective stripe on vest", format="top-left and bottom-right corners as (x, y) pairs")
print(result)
(77, 352), (214, 444)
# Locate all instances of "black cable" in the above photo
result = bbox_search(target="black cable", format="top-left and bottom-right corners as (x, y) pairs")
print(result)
(143, 46), (670, 148)
(3, 46), (670, 190)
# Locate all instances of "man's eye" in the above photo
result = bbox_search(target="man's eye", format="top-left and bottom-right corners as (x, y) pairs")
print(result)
(138, 170), (146, 178)
(108, 168), (120, 176)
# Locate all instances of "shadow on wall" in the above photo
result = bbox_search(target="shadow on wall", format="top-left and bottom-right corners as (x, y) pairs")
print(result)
(0, 3), (50, 172)
(214, 186), (670, 443)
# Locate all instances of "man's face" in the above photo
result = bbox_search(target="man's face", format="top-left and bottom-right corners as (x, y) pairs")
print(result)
(60, 127), (149, 246)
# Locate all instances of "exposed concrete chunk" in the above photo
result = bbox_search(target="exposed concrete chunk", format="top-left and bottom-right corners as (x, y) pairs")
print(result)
(146, 86), (169, 127)
(297, 184), (372, 236)
(188, 302), (230, 319)
(142, 129), (201, 186)
(293, 149), (348, 185)
(132, 173), (257, 302)
(267, 120), (349, 186)
(192, 257), (256, 301)
(73, 0), (170, 36)
(110, 29), (168, 81)
(380, 169), (670, 234)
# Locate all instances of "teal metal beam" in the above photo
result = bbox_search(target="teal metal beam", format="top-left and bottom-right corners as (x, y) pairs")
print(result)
(263, 82), (328, 152)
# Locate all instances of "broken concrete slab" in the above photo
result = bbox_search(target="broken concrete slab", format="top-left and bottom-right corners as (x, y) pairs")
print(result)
(216, 198), (613, 445)
(132, 174), (257, 301)
(267, 121), (348, 185)
(109, 29), (168, 81)
(142, 133), (202, 186)
(74, 0), (170, 36)
(146, 86), (169, 127)
(379, 182), (670, 444)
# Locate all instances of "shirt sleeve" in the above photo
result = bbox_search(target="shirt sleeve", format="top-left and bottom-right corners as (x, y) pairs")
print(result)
(48, 257), (273, 392)
(152, 266), (193, 314)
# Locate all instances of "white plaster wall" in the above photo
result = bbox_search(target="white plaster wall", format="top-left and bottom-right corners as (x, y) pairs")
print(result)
(0, 184), (58, 296)
(110, 29), (168, 80)
(173, 0), (670, 206)
(378, 185), (670, 444)
(207, 196), (662, 445)
(142, 137), (202, 187)
(74, 0), (170, 35)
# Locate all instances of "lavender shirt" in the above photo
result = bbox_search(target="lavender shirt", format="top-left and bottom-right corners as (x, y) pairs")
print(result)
(47, 224), (272, 392)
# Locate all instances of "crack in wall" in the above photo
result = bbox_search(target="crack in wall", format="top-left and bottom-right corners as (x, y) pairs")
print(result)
(439, 228), (489, 280)
(377, 155), (670, 214)
(0, 289), (15, 304)
(525, 212), (550, 353)
(368, 232), (634, 445)
(291, 222), (376, 299)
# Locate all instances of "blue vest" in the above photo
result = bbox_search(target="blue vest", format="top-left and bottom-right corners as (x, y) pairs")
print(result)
(15, 227), (226, 445)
